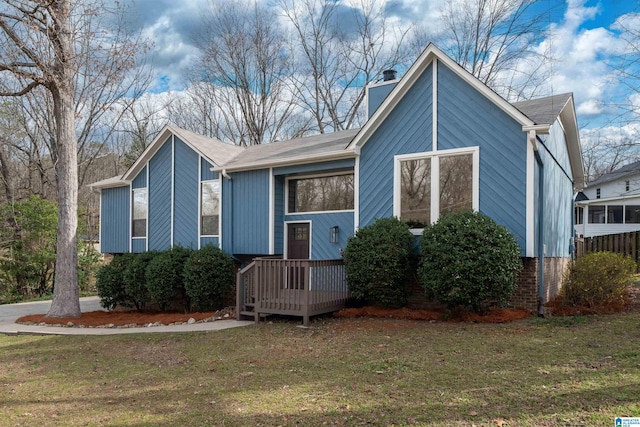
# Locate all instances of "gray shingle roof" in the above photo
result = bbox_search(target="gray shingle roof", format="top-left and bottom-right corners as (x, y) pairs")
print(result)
(221, 129), (360, 171)
(587, 160), (640, 187)
(512, 93), (572, 125)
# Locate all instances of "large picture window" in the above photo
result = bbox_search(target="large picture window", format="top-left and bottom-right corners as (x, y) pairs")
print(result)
(395, 148), (478, 228)
(288, 173), (354, 213)
(132, 188), (147, 238)
(201, 181), (220, 236)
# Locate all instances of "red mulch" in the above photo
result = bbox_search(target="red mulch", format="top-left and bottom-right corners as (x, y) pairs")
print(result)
(334, 306), (532, 323)
(17, 310), (217, 327)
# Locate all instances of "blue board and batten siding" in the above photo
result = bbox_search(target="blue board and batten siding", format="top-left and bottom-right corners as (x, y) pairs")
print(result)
(285, 212), (353, 259)
(274, 176), (285, 254)
(132, 166), (147, 189)
(359, 63), (434, 226)
(539, 120), (574, 257)
(173, 138), (199, 249)
(148, 139), (172, 251)
(437, 64), (527, 253)
(201, 158), (218, 181)
(226, 169), (270, 255)
(100, 186), (130, 253)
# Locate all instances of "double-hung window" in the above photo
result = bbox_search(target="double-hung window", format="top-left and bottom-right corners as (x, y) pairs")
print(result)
(394, 147), (479, 229)
(201, 181), (220, 236)
(132, 188), (147, 238)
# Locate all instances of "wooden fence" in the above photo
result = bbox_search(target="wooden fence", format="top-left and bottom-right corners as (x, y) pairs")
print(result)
(575, 231), (640, 264)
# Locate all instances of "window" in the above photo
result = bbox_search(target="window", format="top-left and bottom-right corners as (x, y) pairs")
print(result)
(588, 206), (605, 223)
(626, 181), (630, 191)
(288, 173), (354, 213)
(399, 158), (431, 224)
(201, 181), (220, 236)
(574, 207), (584, 225)
(132, 188), (147, 238)
(608, 205), (623, 224)
(626, 205), (640, 223)
(395, 148), (478, 228)
(596, 188), (601, 199)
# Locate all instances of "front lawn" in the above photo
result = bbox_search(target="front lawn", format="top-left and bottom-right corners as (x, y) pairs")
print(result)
(1, 313), (639, 426)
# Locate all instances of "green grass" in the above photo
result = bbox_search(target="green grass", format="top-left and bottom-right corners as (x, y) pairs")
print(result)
(1, 314), (640, 426)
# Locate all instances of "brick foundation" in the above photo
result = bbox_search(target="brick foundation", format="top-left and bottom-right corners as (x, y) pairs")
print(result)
(407, 256), (571, 312)
(508, 257), (570, 312)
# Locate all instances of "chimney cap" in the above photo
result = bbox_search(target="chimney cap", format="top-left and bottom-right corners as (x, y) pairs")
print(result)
(382, 69), (397, 81)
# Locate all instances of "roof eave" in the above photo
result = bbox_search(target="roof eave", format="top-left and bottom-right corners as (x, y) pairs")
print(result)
(214, 150), (357, 173)
(558, 96), (585, 190)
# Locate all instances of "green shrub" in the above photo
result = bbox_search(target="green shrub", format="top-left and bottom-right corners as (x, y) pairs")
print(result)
(95, 253), (135, 310)
(0, 196), (57, 298)
(343, 217), (413, 307)
(561, 252), (636, 308)
(78, 242), (102, 295)
(184, 245), (236, 311)
(145, 247), (193, 311)
(419, 211), (522, 312)
(123, 252), (157, 311)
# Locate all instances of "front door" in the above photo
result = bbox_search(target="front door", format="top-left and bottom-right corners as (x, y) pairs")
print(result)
(287, 223), (310, 259)
(286, 223), (310, 289)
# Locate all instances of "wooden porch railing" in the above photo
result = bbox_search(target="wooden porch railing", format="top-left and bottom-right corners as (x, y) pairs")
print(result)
(236, 258), (348, 326)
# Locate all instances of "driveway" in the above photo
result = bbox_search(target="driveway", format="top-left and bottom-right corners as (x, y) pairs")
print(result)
(0, 296), (103, 325)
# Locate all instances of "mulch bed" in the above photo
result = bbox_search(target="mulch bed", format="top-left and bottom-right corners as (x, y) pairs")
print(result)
(334, 306), (532, 323)
(17, 310), (221, 327)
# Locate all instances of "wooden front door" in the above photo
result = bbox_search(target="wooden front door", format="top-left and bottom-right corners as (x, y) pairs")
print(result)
(286, 223), (310, 289)
(287, 223), (310, 259)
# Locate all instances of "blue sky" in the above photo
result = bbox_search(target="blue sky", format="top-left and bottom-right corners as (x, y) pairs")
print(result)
(131, 0), (639, 147)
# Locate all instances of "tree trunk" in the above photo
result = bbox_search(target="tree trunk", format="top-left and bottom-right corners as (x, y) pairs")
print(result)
(46, 0), (80, 318)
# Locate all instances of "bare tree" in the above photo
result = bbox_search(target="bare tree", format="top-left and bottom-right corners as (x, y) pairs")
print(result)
(430, 0), (555, 101)
(0, 0), (81, 317)
(0, 0), (151, 317)
(280, 0), (412, 133)
(192, 0), (297, 146)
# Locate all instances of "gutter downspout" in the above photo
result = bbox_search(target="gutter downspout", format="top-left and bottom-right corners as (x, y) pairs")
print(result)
(527, 129), (546, 317)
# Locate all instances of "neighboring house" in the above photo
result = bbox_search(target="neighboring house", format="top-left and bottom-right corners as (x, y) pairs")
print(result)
(90, 44), (584, 315)
(575, 161), (640, 238)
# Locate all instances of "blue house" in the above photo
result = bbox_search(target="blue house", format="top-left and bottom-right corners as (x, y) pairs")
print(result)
(91, 45), (584, 321)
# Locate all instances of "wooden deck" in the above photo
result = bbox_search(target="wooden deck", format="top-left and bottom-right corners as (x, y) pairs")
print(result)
(236, 258), (348, 326)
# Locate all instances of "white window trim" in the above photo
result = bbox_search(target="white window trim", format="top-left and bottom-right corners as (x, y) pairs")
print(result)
(131, 186), (148, 240)
(393, 146), (480, 231)
(285, 170), (355, 215)
(283, 220), (313, 260)
(200, 178), (221, 238)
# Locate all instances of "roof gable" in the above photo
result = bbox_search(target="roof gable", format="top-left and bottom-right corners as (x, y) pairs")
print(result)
(122, 125), (244, 182)
(347, 43), (535, 150)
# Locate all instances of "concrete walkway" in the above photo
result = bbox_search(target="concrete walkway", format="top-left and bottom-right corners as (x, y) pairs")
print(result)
(0, 296), (253, 336)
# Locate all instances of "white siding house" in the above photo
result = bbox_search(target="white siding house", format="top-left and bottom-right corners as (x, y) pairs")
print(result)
(575, 161), (640, 237)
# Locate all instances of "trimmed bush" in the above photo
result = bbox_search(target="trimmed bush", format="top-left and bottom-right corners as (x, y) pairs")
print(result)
(95, 253), (135, 310)
(145, 247), (193, 311)
(343, 217), (413, 307)
(184, 245), (236, 311)
(123, 251), (157, 311)
(419, 211), (522, 312)
(560, 252), (636, 308)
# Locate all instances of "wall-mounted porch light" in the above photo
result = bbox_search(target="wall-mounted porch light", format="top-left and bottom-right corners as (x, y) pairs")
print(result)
(330, 226), (339, 243)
